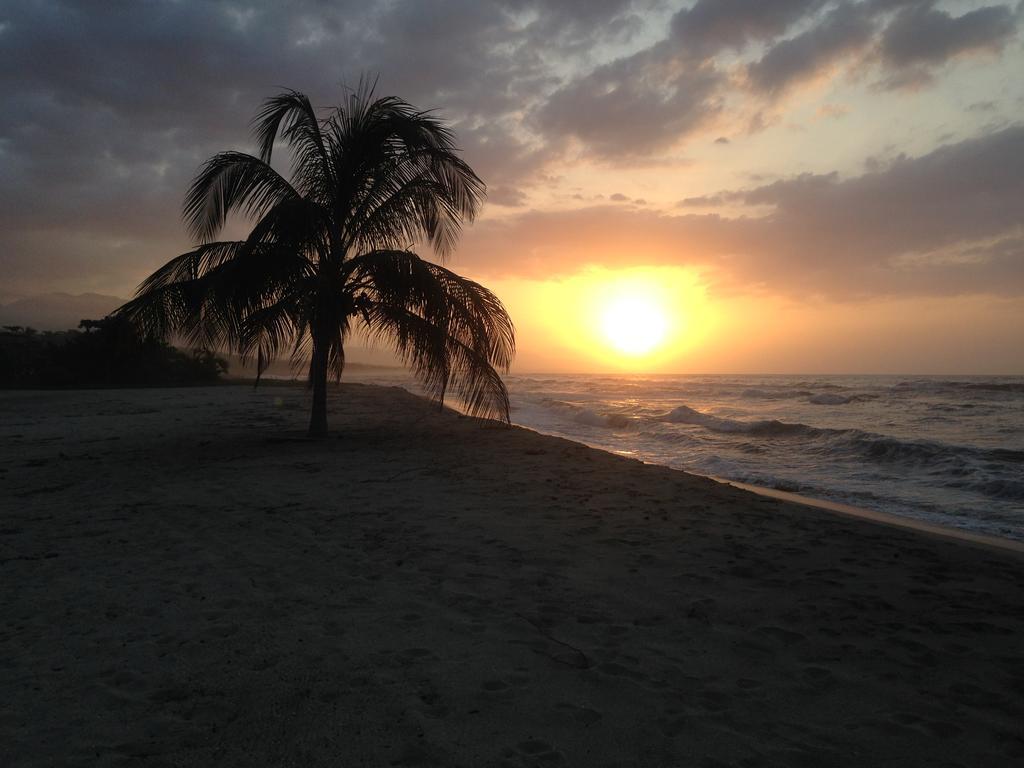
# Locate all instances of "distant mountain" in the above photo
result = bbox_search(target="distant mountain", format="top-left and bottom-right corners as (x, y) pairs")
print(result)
(0, 292), (127, 331)
(222, 351), (402, 379)
(0, 292), (405, 368)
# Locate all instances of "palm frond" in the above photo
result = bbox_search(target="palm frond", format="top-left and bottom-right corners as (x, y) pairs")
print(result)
(324, 92), (485, 260)
(118, 238), (313, 360)
(183, 152), (301, 243)
(360, 302), (510, 422)
(251, 89), (331, 198)
(135, 241), (247, 294)
(351, 249), (513, 421)
(350, 250), (514, 366)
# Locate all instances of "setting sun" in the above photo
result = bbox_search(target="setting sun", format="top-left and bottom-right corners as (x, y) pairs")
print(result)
(600, 292), (669, 356)
(484, 266), (716, 371)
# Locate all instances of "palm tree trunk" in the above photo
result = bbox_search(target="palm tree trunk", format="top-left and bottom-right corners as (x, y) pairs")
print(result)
(308, 336), (329, 438)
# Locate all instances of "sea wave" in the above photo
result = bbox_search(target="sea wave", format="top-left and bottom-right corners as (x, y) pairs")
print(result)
(741, 388), (877, 405)
(657, 405), (815, 436)
(540, 399), (633, 429)
(650, 403), (1023, 494)
(893, 379), (1024, 394)
(808, 393), (851, 405)
(509, 374), (1024, 539)
(830, 432), (1024, 470)
(808, 392), (878, 405)
(741, 388), (813, 400)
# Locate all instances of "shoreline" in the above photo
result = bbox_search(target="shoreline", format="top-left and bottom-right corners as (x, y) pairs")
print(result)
(508, 413), (1024, 556)
(708, 475), (1024, 556)
(507, 419), (1024, 556)
(11, 374), (1023, 554)
(502, 420), (1024, 557)
(8, 374), (1022, 553)
(3, 383), (1022, 766)
(344, 373), (1024, 553)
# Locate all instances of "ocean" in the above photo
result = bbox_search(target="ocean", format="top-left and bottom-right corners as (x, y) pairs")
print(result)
(349, 371), (1024, 541)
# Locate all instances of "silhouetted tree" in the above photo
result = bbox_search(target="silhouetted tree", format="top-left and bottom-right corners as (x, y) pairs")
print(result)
(0, 317), (226, 388)
(119, 80), (514, 437)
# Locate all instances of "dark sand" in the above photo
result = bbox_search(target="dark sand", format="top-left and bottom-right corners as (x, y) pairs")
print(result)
(1, 384), (1022, 767)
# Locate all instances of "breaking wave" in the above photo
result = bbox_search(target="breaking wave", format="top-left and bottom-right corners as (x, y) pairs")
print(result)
(541, 396), (1024, 506)
(541, 399), (633, 429)
(657, 405), (815, 436)
(503, 373), (1024, 537)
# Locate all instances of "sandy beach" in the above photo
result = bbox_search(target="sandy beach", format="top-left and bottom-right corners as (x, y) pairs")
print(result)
(2, 383), (1022, 767)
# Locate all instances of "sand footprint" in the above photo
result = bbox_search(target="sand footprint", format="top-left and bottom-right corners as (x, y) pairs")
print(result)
(513, 739), (566, 765)
(554, 702), (603, 726)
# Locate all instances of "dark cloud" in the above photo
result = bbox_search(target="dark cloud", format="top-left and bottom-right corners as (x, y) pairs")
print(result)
(535, 0), (1021, 159)
(485, 186), (529, 208)
(0, 0), (1020, 301)
(878, 3), (1017, 87)
(722, 126), (1024, 290)
(747, 3), (877, 94)
(0, 0), (649, 298)
(460, 126), (1024, 298)
(535, 48), (724, 158)
(534, 0), (833, 157)
(881, 3), (1016, 66)
(677, 193), (732, 207)
(967, 100), (998, 112)
(670, 0), (828, 56)
(746, 1), (1020, 96)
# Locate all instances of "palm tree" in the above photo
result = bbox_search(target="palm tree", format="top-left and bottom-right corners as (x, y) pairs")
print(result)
(118, 82), (514, 437)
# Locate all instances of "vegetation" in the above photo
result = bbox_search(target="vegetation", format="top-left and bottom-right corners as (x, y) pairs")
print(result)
(118, 80), (514, 437)
(0, 317), (226, 389)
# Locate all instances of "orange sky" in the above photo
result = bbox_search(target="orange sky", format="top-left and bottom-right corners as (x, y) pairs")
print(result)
(2, 1), (1023, 373)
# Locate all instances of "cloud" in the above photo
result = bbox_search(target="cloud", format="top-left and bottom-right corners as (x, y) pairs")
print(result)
(746, 1), (1020, 96)
(880, 3), (1016, 65)
(0, 0), (649, 296)
(816, 102), (850, 120)
(0, 0), (1020, 301)
(535, 0), (1021, 159)
(458, 126), (1024, 299)
(670, 0), (829, 57)
(967, 100), (998, 112)
(747, 3), (877, 94)
(877, 3), (1017, 87)
(534, 0), (834, 158)
(535, 49), (724, 158)
(486, 186), (529, 208)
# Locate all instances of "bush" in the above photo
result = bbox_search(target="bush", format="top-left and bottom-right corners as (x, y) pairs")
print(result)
(0, 316), (227, 388)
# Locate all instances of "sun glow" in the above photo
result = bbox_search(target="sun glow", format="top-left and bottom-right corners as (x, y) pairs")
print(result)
(600, 292), (669, 356)
(484, 266), (719, 371)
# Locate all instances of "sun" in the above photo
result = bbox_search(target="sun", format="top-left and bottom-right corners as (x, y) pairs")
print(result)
(513, 266), (712, 370)
(600, 291), (669, 356)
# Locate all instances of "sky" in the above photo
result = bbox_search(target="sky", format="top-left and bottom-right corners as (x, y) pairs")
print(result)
(1, 0), (1023, 373)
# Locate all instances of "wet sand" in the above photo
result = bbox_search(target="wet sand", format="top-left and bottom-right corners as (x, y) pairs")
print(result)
(1, 384), (1022, 767)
